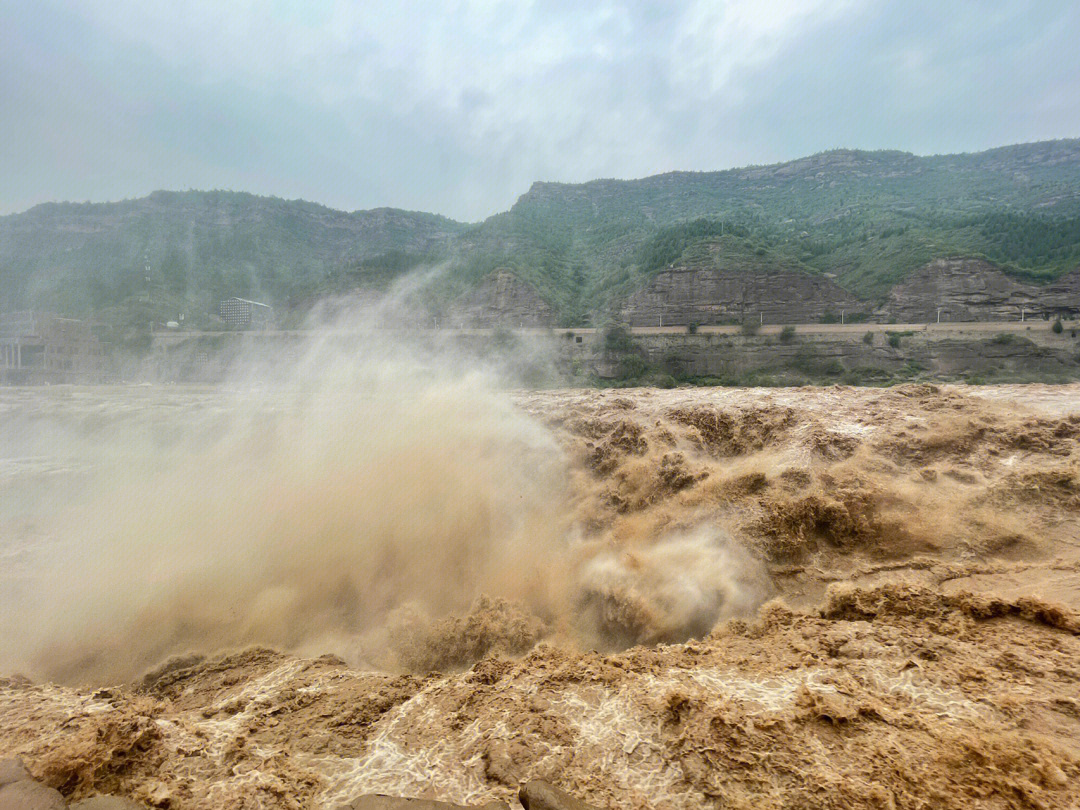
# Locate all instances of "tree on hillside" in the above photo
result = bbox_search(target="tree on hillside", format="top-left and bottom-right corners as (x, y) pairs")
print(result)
(161, 246), (189, 296)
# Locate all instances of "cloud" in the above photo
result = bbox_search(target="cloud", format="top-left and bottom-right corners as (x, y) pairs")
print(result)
(62, 1), (855, 154)
(669, 0), (860, 100)
(2, 0), (1078, 219)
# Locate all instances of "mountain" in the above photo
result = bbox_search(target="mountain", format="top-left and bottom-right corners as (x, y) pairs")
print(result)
(463, 139), (1080, 321)
(2, 139), (1079, 332)
(0, 190), (465, 325)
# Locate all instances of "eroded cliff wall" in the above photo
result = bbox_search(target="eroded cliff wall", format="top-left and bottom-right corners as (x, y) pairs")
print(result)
(620, 267), (868, 326)
(446, 270), (554, 328)
(580, 325), (1080, 382)
(878, 259), (1080, 322)
(619, 258), (1080, 327)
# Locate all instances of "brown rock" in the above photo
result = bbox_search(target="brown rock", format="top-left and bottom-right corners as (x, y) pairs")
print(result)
(0, 758), (30, 788)
(0, 779), (66, 810)
(518, 781), (599, 810)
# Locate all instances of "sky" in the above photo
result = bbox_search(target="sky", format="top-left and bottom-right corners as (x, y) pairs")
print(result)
(2, 0), (1079, 221)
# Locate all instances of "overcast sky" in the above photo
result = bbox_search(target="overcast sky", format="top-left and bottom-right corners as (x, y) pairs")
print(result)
(2, 0), (1078, 221)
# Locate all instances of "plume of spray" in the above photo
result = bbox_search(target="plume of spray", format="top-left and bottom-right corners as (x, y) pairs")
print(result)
(0, 267), (768, 685)
(574, 528), (772, 650)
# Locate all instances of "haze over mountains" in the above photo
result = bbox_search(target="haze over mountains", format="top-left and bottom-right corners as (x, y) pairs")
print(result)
(2, 139), (1079, 335)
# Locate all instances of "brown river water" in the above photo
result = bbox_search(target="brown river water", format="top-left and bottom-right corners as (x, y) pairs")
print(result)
(2, 378), (1079, 809)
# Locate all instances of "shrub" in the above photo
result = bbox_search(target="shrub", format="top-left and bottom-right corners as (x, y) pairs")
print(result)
(991, 333), (1016, 345)
(901, 359), (925, 377)
(491, 327), (516, 349)
(660, 352), (686, 377)
(789, 348), (844, 377)
(888, 333), (902, 349)
(851, 366), (893, 384)
(863, 331), (875, 345)
(1053, 318), (1064, 334)
(652, 373), (677, 389)
(619, 354), (648, 379)
(741, 321), (760, 336)
(687, 322), (699, 335)
(602, 325), (635, 353)
(121, 326), (153, 355)
(779, 325), (796, 343)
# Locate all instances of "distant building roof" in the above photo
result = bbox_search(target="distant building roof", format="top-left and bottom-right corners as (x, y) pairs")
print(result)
(223, 297), (272, 309)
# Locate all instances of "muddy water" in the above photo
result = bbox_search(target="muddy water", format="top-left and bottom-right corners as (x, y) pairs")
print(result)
(2, 383), (1080, 808)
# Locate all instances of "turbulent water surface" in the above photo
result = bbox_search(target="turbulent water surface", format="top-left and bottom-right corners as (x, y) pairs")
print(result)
(2, 381), (1080, 809)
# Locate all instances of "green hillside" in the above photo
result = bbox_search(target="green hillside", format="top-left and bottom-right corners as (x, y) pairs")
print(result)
(461, 140), (1080, 321)
(2, 140), (1079, 332)
(0, 190), (465, 331)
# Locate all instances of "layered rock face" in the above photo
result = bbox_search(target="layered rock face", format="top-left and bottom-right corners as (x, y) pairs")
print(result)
(447, 270), (554, 328)
(620, 267), (868, 326)
(879, 259), (1080, 322)
(880, 259), (1033, 322)
(620, 259), (1080, 329)
(565, 327), (1079, 381)
(1044, 269), (1080, 315)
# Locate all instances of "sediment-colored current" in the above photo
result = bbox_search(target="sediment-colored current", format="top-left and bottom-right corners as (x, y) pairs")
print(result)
(2, 381), (1080, 808)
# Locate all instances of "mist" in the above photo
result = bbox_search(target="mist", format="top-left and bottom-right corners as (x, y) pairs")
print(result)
(0, 274), (768, 686)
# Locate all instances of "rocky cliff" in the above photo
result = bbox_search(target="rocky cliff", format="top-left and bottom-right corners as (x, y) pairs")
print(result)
(570, 325), (1080, 383)
(447, 270), (554, 328)
(879, 259), (1080, 322)
(617, 256), (1080, 329)
(620, 267), (869, 326)
(1044, 268), (1080, 314)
